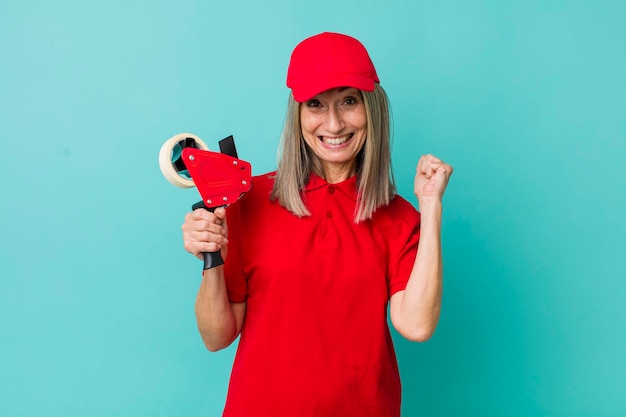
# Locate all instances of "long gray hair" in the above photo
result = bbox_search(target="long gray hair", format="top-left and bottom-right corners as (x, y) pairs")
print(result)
(270, 84), (396, 223)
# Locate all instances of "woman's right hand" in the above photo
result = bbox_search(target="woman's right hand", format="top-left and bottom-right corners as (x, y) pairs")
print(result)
(182, 207), (229, 261)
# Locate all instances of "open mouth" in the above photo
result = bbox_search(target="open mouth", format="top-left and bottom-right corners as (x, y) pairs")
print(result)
(319, 134), (353, 147)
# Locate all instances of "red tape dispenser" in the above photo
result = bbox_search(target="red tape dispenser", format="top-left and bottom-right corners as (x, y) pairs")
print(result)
(182, 146), (251, 210)
(159, 133), (252, 269)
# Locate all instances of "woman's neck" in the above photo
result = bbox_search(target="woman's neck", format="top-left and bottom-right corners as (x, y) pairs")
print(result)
(318, 161), (356, 184)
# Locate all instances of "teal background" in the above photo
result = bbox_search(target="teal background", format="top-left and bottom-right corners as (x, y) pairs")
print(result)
(1, 0), (624, 416)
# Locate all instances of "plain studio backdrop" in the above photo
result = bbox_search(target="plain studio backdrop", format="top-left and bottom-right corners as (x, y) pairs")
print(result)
(1, 1), (624, 416)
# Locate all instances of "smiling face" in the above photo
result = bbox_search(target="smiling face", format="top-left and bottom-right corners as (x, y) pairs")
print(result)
(299, 87), (368, 183)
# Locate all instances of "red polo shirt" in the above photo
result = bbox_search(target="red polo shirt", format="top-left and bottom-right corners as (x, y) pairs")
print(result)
(222, 172), (420, 417)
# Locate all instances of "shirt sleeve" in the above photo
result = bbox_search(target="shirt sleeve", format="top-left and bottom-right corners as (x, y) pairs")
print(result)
(387, 199), (421, 297)
(223, 202), (248, 303)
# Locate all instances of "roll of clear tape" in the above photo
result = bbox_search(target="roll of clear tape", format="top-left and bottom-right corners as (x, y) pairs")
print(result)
(158, 133), (209, 188)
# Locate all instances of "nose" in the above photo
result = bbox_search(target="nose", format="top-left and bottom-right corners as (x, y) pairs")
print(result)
(323, 106), (345, 134)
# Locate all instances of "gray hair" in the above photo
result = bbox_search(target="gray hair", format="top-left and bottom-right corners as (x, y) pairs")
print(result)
(270, 84), (396, 223)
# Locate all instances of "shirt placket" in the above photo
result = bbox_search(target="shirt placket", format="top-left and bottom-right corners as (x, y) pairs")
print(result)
(319, 185), (339, 246)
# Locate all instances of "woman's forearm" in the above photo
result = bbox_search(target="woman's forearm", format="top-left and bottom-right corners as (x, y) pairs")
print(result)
(391, 200), (443, 342)
(195, 266), (244, 352)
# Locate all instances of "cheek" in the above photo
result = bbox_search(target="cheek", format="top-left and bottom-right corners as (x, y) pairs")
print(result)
(348, 108), (368, 131)
(299, 112), (317, 135)
(353, 118), (368, 139)
(301, 132), (318, 150)
(300, 121), (315, 142)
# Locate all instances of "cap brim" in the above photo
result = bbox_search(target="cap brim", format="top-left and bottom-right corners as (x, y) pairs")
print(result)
(292, 74), (376, 103)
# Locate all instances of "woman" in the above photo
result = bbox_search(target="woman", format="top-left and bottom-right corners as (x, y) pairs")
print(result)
(182, 32), (453, 416)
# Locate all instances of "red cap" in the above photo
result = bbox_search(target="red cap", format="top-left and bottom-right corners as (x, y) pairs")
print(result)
(286, 32), (380, 103)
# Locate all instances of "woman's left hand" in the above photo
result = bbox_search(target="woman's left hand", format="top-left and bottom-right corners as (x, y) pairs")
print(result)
(414, 154), (453, 203)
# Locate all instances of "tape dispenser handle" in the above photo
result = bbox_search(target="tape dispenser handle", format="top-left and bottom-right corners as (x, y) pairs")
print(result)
(191, 201), (225, 269)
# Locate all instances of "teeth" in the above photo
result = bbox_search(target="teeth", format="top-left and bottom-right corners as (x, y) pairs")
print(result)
(321, 135), (351, 146)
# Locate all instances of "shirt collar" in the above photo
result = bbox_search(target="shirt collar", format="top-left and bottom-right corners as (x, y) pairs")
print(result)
(304, 172), (358, 201)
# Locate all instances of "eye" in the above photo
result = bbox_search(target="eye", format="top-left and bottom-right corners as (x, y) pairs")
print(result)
(306, 99), (321, 108)
(338, 95), (361, 112)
